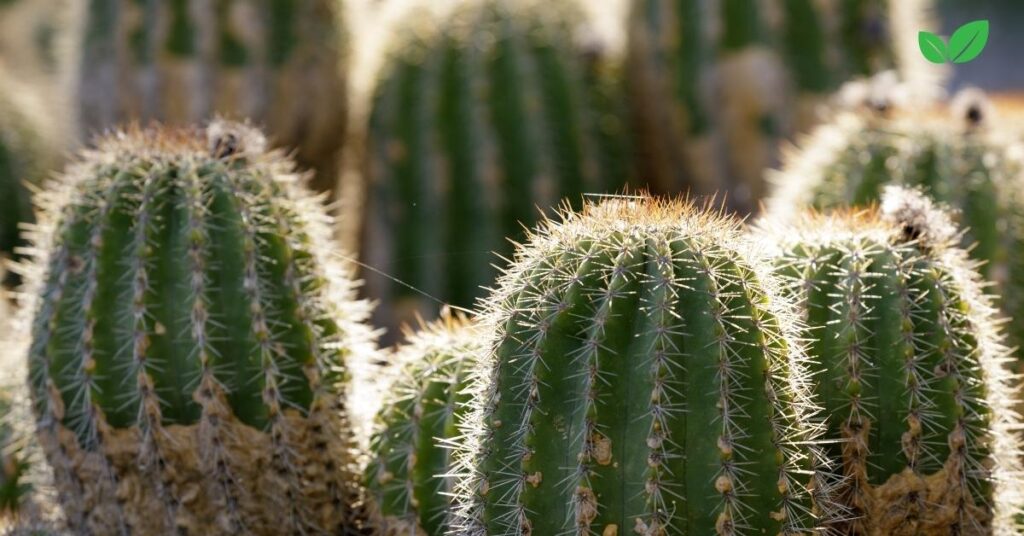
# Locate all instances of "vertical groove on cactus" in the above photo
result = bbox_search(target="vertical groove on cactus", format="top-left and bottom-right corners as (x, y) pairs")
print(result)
(767, 87), (1024, 362)
(362, 0), (629, 338)
(452, 197), (833, 535)
(760, 187), (1023, 533)
(365, 313), (480, 535)
(19, 122), (376, 535)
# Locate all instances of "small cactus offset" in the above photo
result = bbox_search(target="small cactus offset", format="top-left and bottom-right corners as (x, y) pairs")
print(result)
(18, 121), (376, 535)
(760, 187), (1023, 533)
(363, 0), (630, 335)
(626, 0), (930, 212)
(768, 87), (1024, 354)
(71, 0), (348, 194)
(453, 197), (833, 534)
(364, 313), (481, 535)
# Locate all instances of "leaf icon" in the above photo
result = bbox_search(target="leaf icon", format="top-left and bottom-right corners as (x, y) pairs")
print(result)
(948, 20), (989, 63)
(918, 31), (948, 64)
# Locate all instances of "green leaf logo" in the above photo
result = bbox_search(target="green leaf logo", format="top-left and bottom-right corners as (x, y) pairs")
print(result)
(918, 20), (990, 64)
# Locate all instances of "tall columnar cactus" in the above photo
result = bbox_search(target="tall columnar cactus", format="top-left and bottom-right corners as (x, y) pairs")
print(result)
(363, 0), (630, 337)
(627, 0), (932, 213)
(760, 187), (1023, 533)
(71, 0), (348, 194)
(364, 313), (481, 535)
(19, 121), (376, 535)
(768, 88), (1024, 356)
(0, 68), (58, 286)
(452, 197), (834, 534)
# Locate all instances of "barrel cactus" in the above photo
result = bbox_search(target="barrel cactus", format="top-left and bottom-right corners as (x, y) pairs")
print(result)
(760, 187), (1023, 533)
(365, 313), (481, 535)
(627, 0), (931, 212)
(452, 197), (835, 534)
(18, 121), (376, 535)
(71, 0), (348, 194)
(362, 0), (630, 337)
(768, 88), (1024, 355)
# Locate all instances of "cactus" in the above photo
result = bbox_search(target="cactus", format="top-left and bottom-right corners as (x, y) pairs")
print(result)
(71, 0), (348, 195)
(626, 0), (932, 213)
(18, 121), (377, 535)
(768, 87), (1024, 357)
(452, 197), (834, 534)
(0, 67), (58, 287)
(362, 0), (630, 338)
(760, 186), (1023, 533)
(364, 313), (481, 535)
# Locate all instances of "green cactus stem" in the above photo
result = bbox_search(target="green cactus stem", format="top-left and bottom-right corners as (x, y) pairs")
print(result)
(72, 0), (348, 195)
(760, 186), (1023, 533)
(19, 121), (376, 535)
(452, 196), (835, 534)
(365, 312), (481, 535)
(362, 0), (630, 338)
(767, 87), (1024, 361)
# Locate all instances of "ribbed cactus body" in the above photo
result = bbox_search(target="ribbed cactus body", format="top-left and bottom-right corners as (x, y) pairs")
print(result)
(627, 0), (920, 212)
(73, 0), (347, 194)
(453, 198), (829, 534)
(365, 315), (480, 535)
(363, 0), (629, 337)
(762, 188), (1022, 533)
(769, 90), (1024, 356)
(21, 122), (375, 535)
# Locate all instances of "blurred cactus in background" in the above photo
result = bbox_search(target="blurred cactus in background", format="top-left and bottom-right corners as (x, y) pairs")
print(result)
(364, 312), (480, 535)
(70, 0), (348, 196)
(453, 197), (834, 534)
(627, 0), (934, 214)
(362, 0), (630, 339)
(0, 66), (59, 288)
(768, 86), (1024, 358)
(18, 121), (376, 535)
(761, 187), (1022, 533)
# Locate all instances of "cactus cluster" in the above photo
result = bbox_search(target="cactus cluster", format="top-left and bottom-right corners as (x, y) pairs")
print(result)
(761, 187), (1022, 533)
(71, 0), (348, 194)
(362, 0), (630, 335)
(452, 198), (832, 534)
(364, 313), (481, 535)
(18, 121), (376, 535)
(626, 0), (929, 212)
(768, 88), (1024, 353)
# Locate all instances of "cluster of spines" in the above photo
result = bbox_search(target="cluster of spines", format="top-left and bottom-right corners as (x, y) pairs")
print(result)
(17, 122), (375, 535)
(451, 197), (833, 534)
(364, 312), (480, 535)
(760, 187), (1023, 532)
(363, 0), (629, 336)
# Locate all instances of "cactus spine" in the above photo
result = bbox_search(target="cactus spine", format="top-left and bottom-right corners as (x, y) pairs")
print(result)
(761, 187), (1023, 533)
(363, 0), (629, 336)
(627, 0), (928, 212)
(19, 122), (376, 535)
(768, 88), (1024, 356)
(71, 0), (348, 194)
(453, 197), (832, 534)
(365, 313), (481, 535)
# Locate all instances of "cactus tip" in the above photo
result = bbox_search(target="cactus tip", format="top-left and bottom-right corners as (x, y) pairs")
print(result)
(880, 185), (958, 248)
